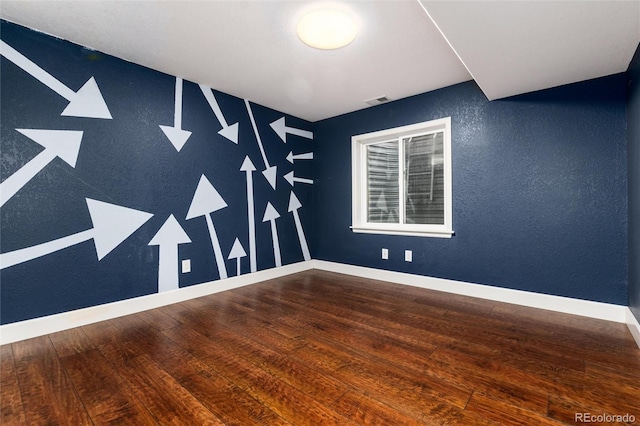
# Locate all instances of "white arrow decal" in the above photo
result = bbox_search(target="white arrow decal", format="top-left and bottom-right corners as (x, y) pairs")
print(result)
(0, 198), (153, 269)
(270, 117), (313, 143)
(228, 237), (247, 277)
(0, 129), (83, 207)
(284, 171), (313, 186)
(199, 84), (239, 144)
(288, 192), (311, 261)
(286, 151), (313, 164)
(240, 156), (257, 273)
(159, 77), (192, 152)
(262, 202), (281, 267)
(186, 174), (228, 280)
(149, 215), (191, 293)
(245, 99), (277, 190)
(0, 40), (112, 119)
(375, 191), (391, 221)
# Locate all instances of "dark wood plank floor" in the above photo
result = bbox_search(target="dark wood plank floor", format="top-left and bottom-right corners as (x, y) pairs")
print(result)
(1, 270), (639, 425)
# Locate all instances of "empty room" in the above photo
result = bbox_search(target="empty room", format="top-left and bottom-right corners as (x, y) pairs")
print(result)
(1, 1), (639, 424)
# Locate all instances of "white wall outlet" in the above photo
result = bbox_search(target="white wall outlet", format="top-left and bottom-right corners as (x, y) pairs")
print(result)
(181, 259), (191, 273)
(381, 248), (389, 260)
(405, 250), (412, 262)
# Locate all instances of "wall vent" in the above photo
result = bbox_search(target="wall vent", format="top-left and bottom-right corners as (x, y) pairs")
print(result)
(364, 96), (391, 106)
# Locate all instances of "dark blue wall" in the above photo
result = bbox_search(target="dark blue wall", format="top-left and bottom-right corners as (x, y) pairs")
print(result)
(628, 43), (640, 322)
(1, 20), (633, 326)
(314, 77), (628, 305)
(0, 21), (314, 324)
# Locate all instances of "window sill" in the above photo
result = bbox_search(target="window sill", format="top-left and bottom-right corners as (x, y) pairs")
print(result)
(350, 226), (454, 238)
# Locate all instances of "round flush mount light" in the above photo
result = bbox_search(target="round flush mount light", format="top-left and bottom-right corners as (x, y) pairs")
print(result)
(296, 9), (357, 50)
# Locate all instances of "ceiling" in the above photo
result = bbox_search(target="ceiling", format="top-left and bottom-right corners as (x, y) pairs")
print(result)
(1, 1), (638, 122)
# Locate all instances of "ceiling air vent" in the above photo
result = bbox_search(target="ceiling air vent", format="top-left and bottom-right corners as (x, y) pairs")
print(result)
(364, 96), (391, 106)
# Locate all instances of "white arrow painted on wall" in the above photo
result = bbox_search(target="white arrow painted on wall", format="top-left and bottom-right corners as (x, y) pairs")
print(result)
(0, 129), (83, 207)
(228, 237), (247, 277)
(0, 199), (153, 269)
(148, 215), (191, 293)
(0, 40), (112, 119)
(186, 174), (228, 280)
(199, 84), (239, 144)
(284, 171), (313, 186)
(286, 151), (313, 164)
(245, 99), (277, 190)
(288, 192), (311, 261)
(159, 77), (192, 152)
(240, 156), (257, 272)
(262, 202), (282, 267)
(270, 117), (313, 143)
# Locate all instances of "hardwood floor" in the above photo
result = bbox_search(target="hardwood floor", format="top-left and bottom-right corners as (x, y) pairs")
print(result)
(1, 269), (639, 425)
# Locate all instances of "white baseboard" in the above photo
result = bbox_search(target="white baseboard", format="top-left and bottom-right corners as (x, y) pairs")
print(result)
(311, 260), (629, 324)
(2, 259), (635, 348)
(0, 261), (314, 345)
(627, 308), (640, 348)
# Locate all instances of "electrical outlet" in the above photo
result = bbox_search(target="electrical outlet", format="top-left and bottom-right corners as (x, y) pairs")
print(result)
(381, 248), (389, 260)
(405, 250), (412, 262)
(181, 259), (191, 273)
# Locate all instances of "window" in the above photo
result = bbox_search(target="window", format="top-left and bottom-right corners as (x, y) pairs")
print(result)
(351, 117), (453, 238)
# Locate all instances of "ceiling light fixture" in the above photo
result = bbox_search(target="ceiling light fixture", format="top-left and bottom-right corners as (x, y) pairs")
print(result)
(296, 9), (357, 50)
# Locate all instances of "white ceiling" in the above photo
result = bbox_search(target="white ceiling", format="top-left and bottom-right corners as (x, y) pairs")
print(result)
(1, 1), (639, 122)
(421, 0), (640, 101)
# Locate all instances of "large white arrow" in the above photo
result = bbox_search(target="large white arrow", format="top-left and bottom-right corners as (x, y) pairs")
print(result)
(262, 202), (282, 267)
(245, 99), (277, 190)
(0, 40), (112, 119)
(159, 77), (192, 152)
(148, 215), (191, 293)
(199, 84), (239, 144)
(228, 237), (247, 277)
(286, 151), (313, 164)
(284, 171), (313, 186)
(270, 117), (313, 143)
(240, 156), (257, 273)
(288, 192), (311, 261)
(0, 198), (153, 269)
(0, 129), (83, 207)
(186, 174), (228, 280)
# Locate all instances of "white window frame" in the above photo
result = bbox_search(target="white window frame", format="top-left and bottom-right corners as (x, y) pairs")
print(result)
(351, 117), (453, 238)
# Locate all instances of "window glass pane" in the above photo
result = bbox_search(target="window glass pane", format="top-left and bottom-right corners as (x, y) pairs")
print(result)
(367, 141), (399, 223)
(404, 132), (444, 224)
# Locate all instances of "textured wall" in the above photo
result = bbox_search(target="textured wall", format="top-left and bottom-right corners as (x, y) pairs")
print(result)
(314, 77), (628, 305)
(0, 21), (314, 324)
(628, 43), (640, 322)
(1, 20), (632, 327)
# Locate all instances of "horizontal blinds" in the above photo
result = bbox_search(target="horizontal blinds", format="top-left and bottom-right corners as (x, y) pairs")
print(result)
(404, 132), (444, 224)
(367, 141), (399, 223)
(366, 131), (445, 226)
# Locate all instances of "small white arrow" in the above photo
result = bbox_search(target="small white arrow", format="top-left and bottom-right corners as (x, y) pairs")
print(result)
(199, 84), (239, 144)
(186, 175), (228, 280)
(0, 129), (83, 207)
(286, 151), (313, 164)
(288, 192), (311, 261)
(376, 191), (388, 212)
(227, 237), (247, 277)
(245, 99), (277, 190)
(375, 191), (392, 222)
(159, 77), (192, 152)
(270, 117), (313, 143)
(240, 156), (257, 273)
(0, 40), (112, 119)
(149, 215), (191, 293)
(0, 198), (153, 269)
(284, 171), (313, 186)
(262, 202), (282, 267)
